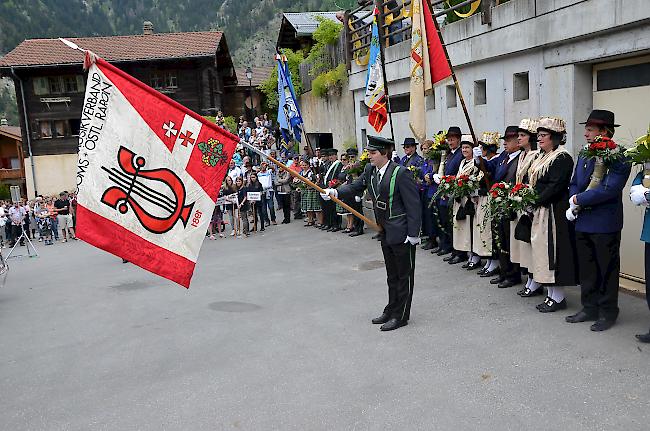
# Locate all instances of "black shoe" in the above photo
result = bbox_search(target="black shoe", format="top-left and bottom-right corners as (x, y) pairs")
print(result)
(565, 311), (598, 323)
(422, 241), (436, 251)
(437, 249), (452, 256)
(320, 225), (330, 230)
(498, 279), (517, 289)
(466, 261), (482, 271)
(537, 297), (551, 310)
(461, 261), (471, 269)
(519, 287), (544, 297)
(331, 226), (342, 232)
(480, 268), (500, 278)
(477, 267), (487, 275)
(538, 298), (567, 313)
(590, 318), (616, 332)
(448, 255), (467, 265)
(372, 233), (381, 240)
(443, 254), (456, 262)
(380, 318), (408, 331)
(430, 247), (441, 254)
(635, 331), (650, 343)
(490, 276), (505, 285)
(349, 231), (364, 237)
(371, 313), (390, 324)
(282, 220), (290, 224)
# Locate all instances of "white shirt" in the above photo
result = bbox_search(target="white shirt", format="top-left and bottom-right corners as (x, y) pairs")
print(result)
(376, 160), (390, 183)
(228, 166), (243, 180)
(507, 150), (521, 163)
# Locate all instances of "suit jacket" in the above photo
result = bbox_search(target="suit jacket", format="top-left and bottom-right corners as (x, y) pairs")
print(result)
(569, 156), (631, 233)
(325, 160), (343, 184)
(486, 151), (508, 180)
(632, 172), (650, 243)
(492, 151), (519, 184)
(337, 161), (422, 245)
(400, 153), (424, 169)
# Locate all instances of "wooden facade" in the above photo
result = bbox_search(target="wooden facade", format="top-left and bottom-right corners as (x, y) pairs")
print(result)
(0, 125), (26, 195)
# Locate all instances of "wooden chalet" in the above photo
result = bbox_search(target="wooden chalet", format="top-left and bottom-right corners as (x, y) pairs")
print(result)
(0, 24), (237, 197)
(0, 123), (25, 197)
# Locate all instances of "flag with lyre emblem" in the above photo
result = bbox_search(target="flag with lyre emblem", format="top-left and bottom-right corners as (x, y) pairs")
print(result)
(75, 56), (237, 288)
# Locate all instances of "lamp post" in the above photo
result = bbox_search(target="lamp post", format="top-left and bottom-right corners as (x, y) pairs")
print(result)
(245, 66), (255, 121)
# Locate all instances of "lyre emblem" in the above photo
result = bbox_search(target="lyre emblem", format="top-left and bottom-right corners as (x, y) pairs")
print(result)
(101, 146), (194, 234)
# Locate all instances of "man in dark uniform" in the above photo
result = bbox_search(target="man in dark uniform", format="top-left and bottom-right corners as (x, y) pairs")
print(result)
(566, 110), (631, 331)
(322, 148), (344, 231)
(321, 136), (422, 331)
(433, 127), (463, 258)
(345, 148), (366, 237)
(317, 149), (332, 229)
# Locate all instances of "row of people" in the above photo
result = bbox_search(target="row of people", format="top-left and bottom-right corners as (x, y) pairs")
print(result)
(397, 109), (649, 338)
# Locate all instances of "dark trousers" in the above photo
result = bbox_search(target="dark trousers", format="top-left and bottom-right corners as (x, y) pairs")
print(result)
(322, 200), (339, 228)
(381, 242), (416, 321)
(437, 202), (452, 252)
(10, 224), (23, 245)
(421, 195), (436, 241)
(277, 193), (291, 223)
(496, 219), (520, 281)
(352, 199), (364, 233)
(645, 243), (650, 311)
(291, 190), (303, 219)
(576, 231), (621, 321)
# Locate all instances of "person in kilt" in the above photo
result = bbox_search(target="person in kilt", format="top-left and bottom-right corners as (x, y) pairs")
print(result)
(298, 158), (321, 226)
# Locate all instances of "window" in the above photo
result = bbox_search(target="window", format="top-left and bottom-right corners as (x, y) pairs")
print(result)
(54, 120), (66, 138)
(70, 119), (81, 136)
(62, 75), (85, 93)
(359, 101), (368, 117)
(388, 94), (410, 113)
(33, 77), (49, 95)
(165, 72), (178, 89)
(446, 85), (457, 108)
(513, 72), (529, 101)
(597, 63), (650, 91)
(425, 92), (435, 111)
(40, 121), (52, 138)
(474, 80), (487, 105)
(10, 158), (20, 169)
(150, 72), (163, 89)
(49, 77), (63, 94)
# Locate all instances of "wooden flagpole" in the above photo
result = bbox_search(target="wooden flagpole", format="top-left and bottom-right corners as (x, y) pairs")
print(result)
(241, 141), (382, 232)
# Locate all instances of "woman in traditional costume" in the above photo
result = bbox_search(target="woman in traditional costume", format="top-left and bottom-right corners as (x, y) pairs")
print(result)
(528, 117), (578, 312)
(298, 158), (322, 226)
(511, 118), (542, 297)
(475, 132), (500, 275)
(451, 136), (484, 268)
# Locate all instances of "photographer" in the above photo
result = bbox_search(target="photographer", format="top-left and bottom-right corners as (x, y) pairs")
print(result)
(8, 201), (26, 247)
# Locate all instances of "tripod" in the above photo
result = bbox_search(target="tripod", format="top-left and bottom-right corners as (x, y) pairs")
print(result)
(6, 224), (38, 260)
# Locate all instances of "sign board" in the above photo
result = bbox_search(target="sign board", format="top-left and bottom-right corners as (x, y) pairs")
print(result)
(40, 97), (72, 103)
(246, 191), (261, 201)
(9, 185), (21, 203)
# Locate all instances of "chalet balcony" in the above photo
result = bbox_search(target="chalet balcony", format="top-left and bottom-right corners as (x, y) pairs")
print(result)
(0, 169), (25, 180)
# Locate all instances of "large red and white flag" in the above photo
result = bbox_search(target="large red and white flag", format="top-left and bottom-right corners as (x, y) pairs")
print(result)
(75, 56), (237, 288)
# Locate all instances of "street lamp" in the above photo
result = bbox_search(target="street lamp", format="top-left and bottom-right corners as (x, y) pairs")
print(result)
(245, 66), (255, 121)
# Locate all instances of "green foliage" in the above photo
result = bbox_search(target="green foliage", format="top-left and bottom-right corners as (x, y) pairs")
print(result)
(311, 64), (347, 98)
(304, 17), (343, 77)
(0, 80), (19, 126)
(0, 184), (10, 200)
(342, 137), (357, 151)
(222, 116), (238, 134)
(258, 49), (305, 113)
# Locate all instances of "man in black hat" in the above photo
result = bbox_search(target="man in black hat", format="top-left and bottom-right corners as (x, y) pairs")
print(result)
(321, 136), (421, 331)
(566, 110), (631, 331)
(345, 148), (365, 237)
(433, 127), (463, 258)
(400, 137), (424, 169)
(487, 126), (522, 288)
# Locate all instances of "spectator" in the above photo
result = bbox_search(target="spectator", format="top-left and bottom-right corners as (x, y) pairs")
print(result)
(235, 176), (249, 238)
(35, 204), (54, 245)
(227, 159), (243, 181)
(275, 166), (292, 224)
(8, 201), (26, 247)
(45, 197), (60, 241)
(247, 172), (266, 232)
(223, 176), (239, 236)
(54, 192), (76, 242)
(258, 161), (277, 226)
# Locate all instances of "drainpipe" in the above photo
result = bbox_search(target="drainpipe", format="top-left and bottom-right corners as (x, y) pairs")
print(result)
(10, 67), (37, 197)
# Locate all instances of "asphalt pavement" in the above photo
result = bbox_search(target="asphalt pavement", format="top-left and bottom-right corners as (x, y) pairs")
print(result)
(1, 222), (649, 430)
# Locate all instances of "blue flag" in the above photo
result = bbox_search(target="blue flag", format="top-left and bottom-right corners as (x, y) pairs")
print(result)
(276, 55), (303, 143)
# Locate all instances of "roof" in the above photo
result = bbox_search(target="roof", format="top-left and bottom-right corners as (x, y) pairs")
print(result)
(0, 125), (22, 140)
(281, 12), (340, 36)
(0, 31), (224, 68)
(234, 66), (274, 87)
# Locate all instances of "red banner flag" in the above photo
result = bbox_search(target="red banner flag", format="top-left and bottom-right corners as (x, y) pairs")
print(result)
(423, 2), (452, 84)
(75, 57), (237, 288)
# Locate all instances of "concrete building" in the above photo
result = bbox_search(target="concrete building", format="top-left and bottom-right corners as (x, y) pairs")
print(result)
(343, 0), (650, 289)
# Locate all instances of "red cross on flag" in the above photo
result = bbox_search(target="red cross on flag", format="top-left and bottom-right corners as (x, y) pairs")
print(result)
(75, 56), (237, 288)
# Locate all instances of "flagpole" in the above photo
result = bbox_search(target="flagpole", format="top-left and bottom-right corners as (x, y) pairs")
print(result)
(424, 0), (477, 144)
(375, 2), (396, 144)
(241, 141), (381, 232)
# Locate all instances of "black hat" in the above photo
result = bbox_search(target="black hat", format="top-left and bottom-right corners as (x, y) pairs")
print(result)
(500, 126), (519, 139)
(403, 137), (417, 147)
(447, 126), (462, 137)
(366, 135), (394, 151)
(346, 148), (358, 156)
(579, 110), (620, 128)
(329, 148), (338, 154)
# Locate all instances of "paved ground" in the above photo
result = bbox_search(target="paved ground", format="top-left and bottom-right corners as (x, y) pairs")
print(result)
(1, 222), (650, 430)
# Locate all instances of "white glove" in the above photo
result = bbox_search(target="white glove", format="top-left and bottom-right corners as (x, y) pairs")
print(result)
(433, 174), (441, 184)
(568, 195), (579, 210)
(320, 188), (338, 200)
(392, 150), (398, 160)
(565, 208), (577, 222)
(630, 185), (649, 206)
(404, 236), (421, 245)
(354, 196), (362, 202)
(472, 147), (482, 159)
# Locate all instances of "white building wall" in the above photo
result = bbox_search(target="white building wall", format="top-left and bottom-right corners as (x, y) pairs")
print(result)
(347, 0), (650, 157)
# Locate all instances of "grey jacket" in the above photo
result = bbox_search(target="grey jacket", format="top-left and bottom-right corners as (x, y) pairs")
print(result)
(275, 169), (292, 193)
